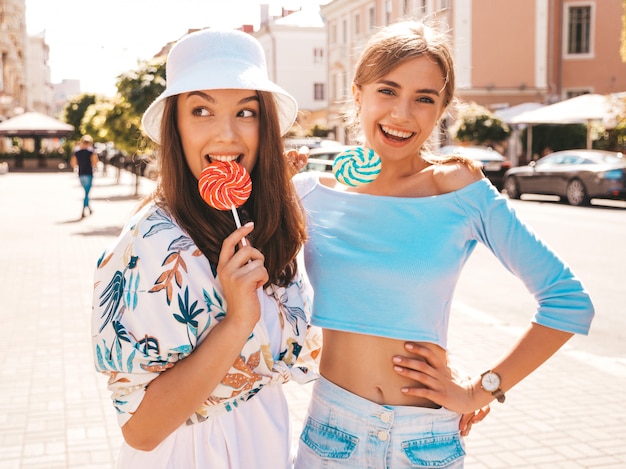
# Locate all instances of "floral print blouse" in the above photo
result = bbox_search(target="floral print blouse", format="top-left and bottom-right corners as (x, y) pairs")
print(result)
(92, 201), (321, 427)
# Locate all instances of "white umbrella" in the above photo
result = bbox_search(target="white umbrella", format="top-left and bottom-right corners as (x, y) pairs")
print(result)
(510, 93), (625, 154)
(494, 102), (545, 124)
(0, 111), (74, 137)
(510, 93), (622, 125)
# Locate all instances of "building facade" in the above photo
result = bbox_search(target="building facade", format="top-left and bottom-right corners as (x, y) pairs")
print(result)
(253, 5), (329, 135)
(26, 32), (53, 115)
(0, 0), (27, 119)
(321, 0), (626, 143)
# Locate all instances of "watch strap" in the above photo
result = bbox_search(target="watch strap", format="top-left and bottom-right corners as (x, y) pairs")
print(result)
(492, 389), (506, 403)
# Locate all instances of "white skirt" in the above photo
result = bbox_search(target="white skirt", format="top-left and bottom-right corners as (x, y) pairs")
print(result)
(116, 383), (292, 469)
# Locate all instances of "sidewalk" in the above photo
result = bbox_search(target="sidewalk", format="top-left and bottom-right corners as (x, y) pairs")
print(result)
(0, 170), (624, 468)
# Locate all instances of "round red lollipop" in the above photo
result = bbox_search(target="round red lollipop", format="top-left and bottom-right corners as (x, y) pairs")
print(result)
(198, 161), (252, 211)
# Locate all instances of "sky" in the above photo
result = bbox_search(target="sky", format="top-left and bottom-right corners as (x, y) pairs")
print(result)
(25, 0), (312, 96)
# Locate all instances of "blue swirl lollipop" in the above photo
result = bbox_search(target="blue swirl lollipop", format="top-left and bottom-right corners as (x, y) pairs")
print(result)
(332, 147), (381, 187)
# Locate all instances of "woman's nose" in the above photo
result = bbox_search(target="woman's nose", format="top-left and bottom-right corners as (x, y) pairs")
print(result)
(391, 99), (411, 121)
(214, 116), (237, 141)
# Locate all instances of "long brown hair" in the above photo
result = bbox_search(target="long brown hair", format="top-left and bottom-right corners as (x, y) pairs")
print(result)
(151, 91), (306, 287)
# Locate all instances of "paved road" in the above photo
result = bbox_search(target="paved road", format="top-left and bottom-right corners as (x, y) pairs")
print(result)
(1, 169), (624, 468)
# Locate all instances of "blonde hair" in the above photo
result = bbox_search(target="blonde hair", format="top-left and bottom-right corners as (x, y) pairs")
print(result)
(348, 20), (457, 154)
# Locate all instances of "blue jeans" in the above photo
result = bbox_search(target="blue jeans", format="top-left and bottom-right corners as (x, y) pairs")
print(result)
(295, 376), (466, 468)
(78, 175), (93, 208)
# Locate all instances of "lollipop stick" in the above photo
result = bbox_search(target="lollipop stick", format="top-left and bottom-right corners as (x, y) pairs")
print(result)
(231, 205), (248, 247)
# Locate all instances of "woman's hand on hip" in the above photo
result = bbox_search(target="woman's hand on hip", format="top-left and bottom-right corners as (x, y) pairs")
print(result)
(392, 341), (490, 435)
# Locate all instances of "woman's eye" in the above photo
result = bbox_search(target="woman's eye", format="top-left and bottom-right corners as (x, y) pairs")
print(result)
(417, 96), (435, 104)
(238, 109), (257, 118)
(192, 107), (210, 117)
(378, 88), (395, 96)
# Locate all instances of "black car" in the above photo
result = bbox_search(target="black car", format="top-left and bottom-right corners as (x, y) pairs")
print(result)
(436, 145), (510, 190)
(503, 149), (626, 206)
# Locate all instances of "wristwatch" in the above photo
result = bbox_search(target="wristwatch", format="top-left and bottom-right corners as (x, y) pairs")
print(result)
(480, 370), (506, 403)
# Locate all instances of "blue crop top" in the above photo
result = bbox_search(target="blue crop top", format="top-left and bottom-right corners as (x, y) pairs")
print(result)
(294, 172), (594, 349)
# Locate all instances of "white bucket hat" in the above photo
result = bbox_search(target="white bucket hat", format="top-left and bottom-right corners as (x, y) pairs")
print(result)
(142, 28), (298, 143)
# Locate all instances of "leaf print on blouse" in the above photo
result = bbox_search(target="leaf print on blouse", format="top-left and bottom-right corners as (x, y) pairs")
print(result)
(221, 351), (264, 397)
(97, 255), (139, 333)
(143, 208), (178, 237)
(271, 283), (307, 337)
(149, 235), (202, 305)
(174, 286), (205, 344)
(203, 286), (226, 322)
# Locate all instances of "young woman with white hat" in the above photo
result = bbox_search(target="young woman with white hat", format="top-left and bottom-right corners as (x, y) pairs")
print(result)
(91, 28), (321, 468)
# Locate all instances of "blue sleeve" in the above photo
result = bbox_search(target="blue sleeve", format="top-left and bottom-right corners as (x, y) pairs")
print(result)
(293, 171), (319, 200)
(462, 181), (594, 335)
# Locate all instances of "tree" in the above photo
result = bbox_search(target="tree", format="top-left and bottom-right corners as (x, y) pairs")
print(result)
(449, 102), (511, 146)
(115, 57), (166, 118)
(103, 57), (166, 156)
(63, 93), (97, 143)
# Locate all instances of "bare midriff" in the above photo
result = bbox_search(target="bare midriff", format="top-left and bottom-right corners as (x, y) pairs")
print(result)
(319, 329), (447, 408)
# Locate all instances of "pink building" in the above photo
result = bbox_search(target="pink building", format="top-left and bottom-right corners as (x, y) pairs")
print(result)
(321, 0), (626, 141)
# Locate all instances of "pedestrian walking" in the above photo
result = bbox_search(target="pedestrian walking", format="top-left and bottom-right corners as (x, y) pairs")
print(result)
(70, 134), (98, 218)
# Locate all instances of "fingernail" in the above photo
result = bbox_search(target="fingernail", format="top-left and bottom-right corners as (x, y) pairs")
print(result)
(244, 221), (254, 228)
(405, 343), (414, 350)
(394, 366), (403, 372)
(392, 356), (401, 363)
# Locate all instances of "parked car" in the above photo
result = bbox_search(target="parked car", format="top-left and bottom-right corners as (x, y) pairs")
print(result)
(302, 145), (354, 172)
(503, 149), (626, 206)
(436, 145), (510, 190)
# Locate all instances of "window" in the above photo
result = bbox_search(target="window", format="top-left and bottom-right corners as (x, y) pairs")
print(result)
(385, 0), (392, 25)
(369, 7), (376, 30)
(314, 83), (325, 101)
(566, 5), (592, 55)
(354, 13), (360, 35)
(566, 89), (591, 99)
(313, 48), (324, 64)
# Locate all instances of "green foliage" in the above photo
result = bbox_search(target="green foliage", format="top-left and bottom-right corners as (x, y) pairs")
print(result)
(599, 120), (626, 152)
(449, 102), (511, 145)
(308, 124), (331, 138)
(521, 124), (587, 156)
(64, 57), (166, 157)
(115, 57), (166, 118)
(63, 93), (97, 142)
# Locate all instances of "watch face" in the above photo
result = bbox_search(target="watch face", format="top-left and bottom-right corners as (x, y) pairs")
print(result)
(482, 372), (501, 392)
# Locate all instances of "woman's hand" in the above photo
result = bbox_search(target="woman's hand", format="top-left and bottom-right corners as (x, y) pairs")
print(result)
(216, 222), (268, 329)
(393, 342), (490, 435)
(458, 402), (490, 436)
(285, 146), (309, 176)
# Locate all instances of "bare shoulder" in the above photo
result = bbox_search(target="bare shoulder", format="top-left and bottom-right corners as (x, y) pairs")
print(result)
(318, 172), (340, 189)
(431, 158), (484, 194)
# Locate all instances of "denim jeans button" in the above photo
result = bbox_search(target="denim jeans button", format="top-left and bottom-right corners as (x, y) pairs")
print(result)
(377, 431), (389, 441)
(379, 412), (392, 423)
